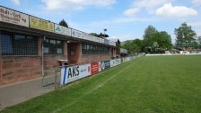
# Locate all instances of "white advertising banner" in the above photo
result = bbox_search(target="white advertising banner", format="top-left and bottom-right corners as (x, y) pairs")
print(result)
(82, 33), (88, 40)
(95, 37), (99, 43)
(72, 29), (82, 39)
(55, 24), (71, 36)
(116, 59), (121, 65)
(110, 59), (116, 67)
(0, 6), (29, 27)
(99, 38), (104, 43)
(61, 64), (91, 85)
(125, 57), (130, 62)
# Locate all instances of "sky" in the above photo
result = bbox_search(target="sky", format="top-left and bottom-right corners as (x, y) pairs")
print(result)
(1, 0), (201, 43)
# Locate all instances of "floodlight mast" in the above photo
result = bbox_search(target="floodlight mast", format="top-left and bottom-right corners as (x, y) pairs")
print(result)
(103, 28), (107, 39)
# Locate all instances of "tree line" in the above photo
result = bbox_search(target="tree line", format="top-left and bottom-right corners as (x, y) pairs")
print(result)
(122, 22), (201, 54)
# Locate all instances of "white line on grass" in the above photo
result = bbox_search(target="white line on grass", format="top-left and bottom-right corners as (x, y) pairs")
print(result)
(52, 61), (135, 113)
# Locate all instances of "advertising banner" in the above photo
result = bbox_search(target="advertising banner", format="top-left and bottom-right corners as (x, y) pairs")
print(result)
(110, 59), (116, 67)
(116, 59), (121, 65)
(0, 6), (29, 27)
(55, 24), (71, 36)
(99, 38), (104, 44)
(104, 39), (109, 45)
(72, 29), (82, 39)
(30, 16), (54, 32)
(82, 33), (88, 40)
(61, 64), (91, 85)
(95, 37), (99, 43)
(100, 60), (110, 71)
(125, 57), (129, 62)
(91, 62), (99, 74)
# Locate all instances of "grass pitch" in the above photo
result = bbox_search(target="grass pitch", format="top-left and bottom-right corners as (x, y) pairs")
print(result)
(1, 55), (201, 113)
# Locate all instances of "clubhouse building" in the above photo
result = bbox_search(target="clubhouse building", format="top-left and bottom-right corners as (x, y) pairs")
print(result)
(0, 6), (117, 86)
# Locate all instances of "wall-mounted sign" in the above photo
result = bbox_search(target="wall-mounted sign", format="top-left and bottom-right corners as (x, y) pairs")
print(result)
(30, 16), (54, 32)
(61, 64), (90, 85)
(82, 33), (88, 40)
(0, 6), (29, 27)
(72, 29), (82, 39)
(91, 62), (99, 74)
(55, 24), (71, 36)
(100, 60), (110, 71)
(104, 39), (109, 45)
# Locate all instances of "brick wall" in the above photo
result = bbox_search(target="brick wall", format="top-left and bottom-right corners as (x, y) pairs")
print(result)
(44, 55), (66, 69)
(79, 55), (111, 64)
(0, 58), (41, 86)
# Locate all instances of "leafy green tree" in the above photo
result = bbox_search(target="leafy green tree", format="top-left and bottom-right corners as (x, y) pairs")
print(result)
(89, 33), (109, 38)
(174, 22), (196, 48)
(59, 19), (68, 27)
(152, 31), (172, 50)
(197, 36), (201, 49)
(142, 25), (172, 53)
(143, 25), (158, 47)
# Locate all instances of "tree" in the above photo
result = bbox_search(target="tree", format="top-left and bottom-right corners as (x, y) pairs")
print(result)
(174, 22), (196, 49)
(152, 31), (172, 50)
(59, 19), (68, 27)
(122, 39), (143, 54)
(198, 36), (201, 50)
(89, 33), (109, 38)
(143, 25), (158, 47)
(142, 25), (172, 53)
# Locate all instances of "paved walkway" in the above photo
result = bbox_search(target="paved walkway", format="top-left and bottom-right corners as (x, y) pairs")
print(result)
(0, 75), (60, 111)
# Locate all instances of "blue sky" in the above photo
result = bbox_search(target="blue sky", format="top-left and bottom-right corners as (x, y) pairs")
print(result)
(1, 0), (201, 43)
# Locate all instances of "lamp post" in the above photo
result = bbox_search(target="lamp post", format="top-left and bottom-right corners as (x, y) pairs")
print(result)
(103, 28), (107, 39)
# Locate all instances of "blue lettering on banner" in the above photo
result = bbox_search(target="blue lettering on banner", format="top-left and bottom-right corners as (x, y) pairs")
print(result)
(63, 67), (67, 85)
(80, 69), (86, 73)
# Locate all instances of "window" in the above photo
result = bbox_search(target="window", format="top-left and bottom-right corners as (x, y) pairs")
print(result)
(0, 32), (38, 55)
(44, 38), (63, 55)
(1, 34), (13, 55)
(82, 43), (110, 55)
(82, 43), (87, 54)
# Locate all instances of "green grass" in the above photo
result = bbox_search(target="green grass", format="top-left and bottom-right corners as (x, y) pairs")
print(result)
(1, 55), (201, 113)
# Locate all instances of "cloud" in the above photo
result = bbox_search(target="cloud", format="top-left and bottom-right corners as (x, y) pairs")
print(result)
(192, 0), (201, 6)
(156, 3), (197, 18)
(11, 0), (20, 5)
(123, 8), (139, 16)
(189, 22), (201, 27)
(41, 0), (116, 11)
(133, 0), (168, 8)
(90, 17), (156, 27)
(123, 0), (170, 16)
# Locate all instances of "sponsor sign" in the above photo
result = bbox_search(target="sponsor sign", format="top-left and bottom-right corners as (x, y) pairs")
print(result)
(61, 64), (91, 85)
(91, 62), (99, 74)
(0, 6), (29, 27)
(104, 39), (109, 45)
(110, 59), (116, 67)
(101, 60), (110, 71)
(72, 29), (82, 39)
(82, 33), (88, 40)
(125, 57), (130, 62)
(55, 24), (71, 36)
(116, 59), (121, 65)
(99, 38), (104, 43)
(30, 16), (54, 32)
(94, 37), (99, 43)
